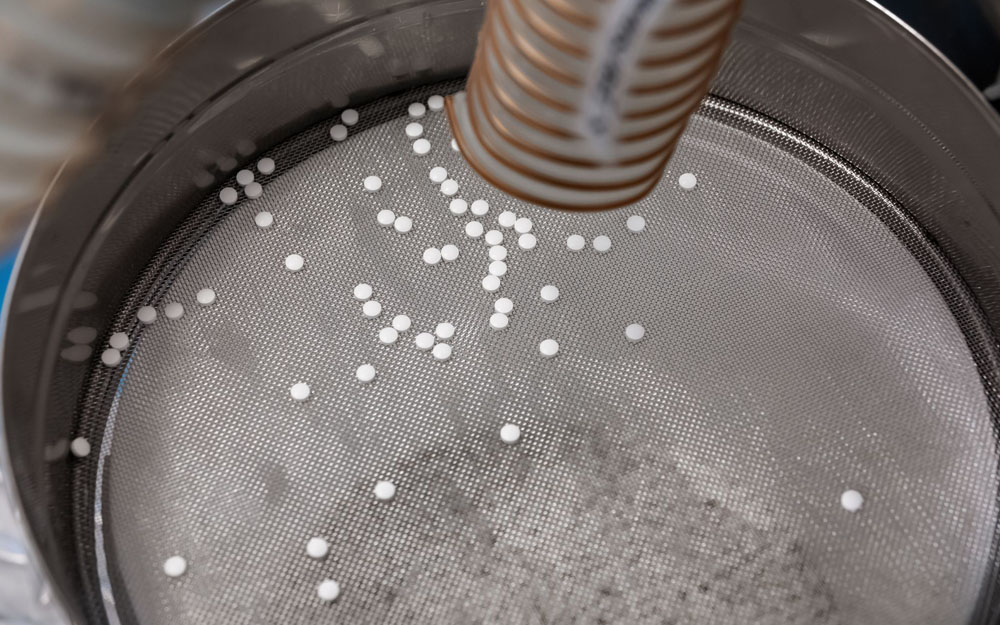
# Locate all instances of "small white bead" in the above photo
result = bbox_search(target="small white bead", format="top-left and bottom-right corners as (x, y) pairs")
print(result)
(405, 122), (423, 139)
(429, 166), (448, 183)
(164, 302), (184, 320)
(374, 480), (396, 500)
(412, 139), (431, 155)
(376, 209), (396, 227)
(566, 234), (585, 251)
(678, 172), (697, 190)
(626, 215), (646, 233)
(290, 382), (310, 401)
(449, 198), (468, 216)
(841, 489), (864, 512)
(494, 297), (513, 314)
(330, 124), (348, 141)
(353, 283), (373, 301)
(435, 322), (456, 340)
(195, 288), (216, 306)
(317, 579), (341, 602)
(70, 437), (91, 458)
(514, 217), (533, 234)
(244, 182), (263, 199)
(489, 312), (509, 329)
(518, 233), (537, 250)
(427, 94), (445, 111)
(257, 157), (275, 175)
(392, 315), (412, 332)
(423, 247), (442, 265)
(408, 102), (426, 118)
(440, 179), (459, 196)
(482, 275), (501, 292)
(101, 348), (121, 367)
(379, 327), (399, 345)
(306, 537), (329, 559)
(219, 187), (238, 206)
(498, 211), (516, 229)
(540, 285), (559, 302)
(356, 364), (376, 383)
(432, 342), (452, 361)
(440, 244), (460, 262)
(66, 326), (97, 344)
(363, 175), (382, 193)
(285, 254), (305, 272)
(137, 306), (157, 324)
(593, 235), (612, 253)
(488, 260), (508, 277)
(108, 332), (130, 350)
(539, 339), (559, 358)
(500, 423), (521, 444)
(484, 230), (503, 246)
(362, 300), (382, 318)
(393, 216), (413, 233)
(451, 138), (459, 151)
(414, 332), (435, 351)
(163, 556), (188, 578)
(465, 221), (484, 238)
(254, 211), (273, 228)
(236, 169), (254, 186)
(625, 323), (645, 342)
(488, 246), (508, 262)
(341, 108), (359, 126)
(470, 199), (489, 216)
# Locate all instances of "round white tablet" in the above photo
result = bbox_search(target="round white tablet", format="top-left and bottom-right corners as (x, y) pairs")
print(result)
(163, 556), (187, 578)
(435, 322), (455, 340)
(236, 169), (254, 186)
(392, 315), (412, 332)
(465, 221), (484, 238)
(500, 423), (521, 444)
(244, 182), (263, 199)
(363, 175), (382, 193)
(67, 326), (97, 345)
(330, 124), (348, 141)
(566, 234), (585, 251)
(482, 275), (501, 292)
(379, 327), (399, 345)
(306, 537), (329, 559)
(197, 288), (216, 307)
(290, 382), (310, 401)
(362, 300), (382, 318)
(593, 235), (612, 253)
(488, 260), (507, 277)
(285, 254), (304, 272)
(341, 108), (359, 126)
(109, 332), (130, 350)
(432, 342), (452, 361)
(484, 230), (503, 246)
(405, 122), (423, 139)
(393, 216), (413, 233)
(514, 217), (532, 234)
(317, 579), (340, 602)
(540, 285), (559, 302)
(488, 245), (508, 262)
(377, 209), (396, 226)
(353, 283), (373, 301)
(137, 306), (157, 324)
(539, 339), (559, 358)
(429, 166), (448, 183)
(257, 157), (275, 175)
(356, 364), (376, 383)
(625, 323), (645, 342)
(374, 480), (395, 500)
(70, 437), (91, 458)
(498, 211), (516, 228)
(60, 345), (90, 362)
(449, 198), (468, 215)
(517, 233), (537, 250)
(423, 247), (441, 265)
(451, 138), (459, 151)
(254, 211), (273, 228)
(414, 332), (435, 351)
(101, 348), (121, 367)
(427, 94), (445, 111)
(841, 489), (864, 512)
(494, 297), (513, 314)
(678, 172), (697, 190)
(440, 179), (459, 196)
(441, 244), (460, 261)
(412, 139), (431, 155)
(164, 302), (184, 320)
(219, 187), (238, 206)
(626, 215), (646, 233)
(471, 199), (489, 216)
(408, 102), (426, 118)
(489, 312), (509, 329)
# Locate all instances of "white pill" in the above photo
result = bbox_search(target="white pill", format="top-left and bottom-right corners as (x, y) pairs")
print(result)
(489, 260), (508, 277)
(593, 235), (612, 253)
(482, 275), (501, 292)
(408, 102), (426, 118)
(285, 254), (305, 272)
(841, 489), (864, 512)
(498, 211), (516, 228)
(317, 579), (341, 602)
(244, 182), (263, 199)
(440, 179), (459, 196)
(392, 315), (412, 332)
(109, 332), (130, 350)
(101, 348), (121, 367)
(626, 215), (646, 233)
(236, 169), (254, 186)
(471, 199), (489, 216)
(193, 289), (215, 307)
(488, 245), (508, 262)
(451, 138), (459, 151)
(164, 302), (184, 320)
(540, 285), (559, 302)
(441, 244), (460, 262)
(372, 209), (394, 227)
(500, 423), (521, 444)
(67, 326), (97, 344)
(489, 313), (509, 329)
(414, 332), (434, 351)
(625, 323), (646, 342)
(163, 556), (188, 578)
(379, 327), (399, 345)
(432, 342), (452, 361)
(374, 480), (396, 500)
(363, 175), (382, 192)
(254, 211), (274, 228)
(679, 172), (697, 190)
(219, 187), (238, 205)
(306, 537), (329, 559)
(330, 124), (348, 141)
(514, 217), (533, 234)
(448, 198), (468, 216)
(482, 232), (502, 248)
(341, 108), (359, 126)
(518, 233), (537, 250)
(70, 437), (91, 458)
(429, 166), (448, 183)
(494, 297), (513, 314)
(290, 382), (311, 401)
(393, 216), (413, 233)
(137, 306), (157, 324)
(566, 234), (585, 251)
(362, 300), (382, 318)
(423, 247), (442, 265)
(257, 157), (275, 175)
(412, 139), (431, 155)
(356, 364), (376, 383)
(405, 122), (423, 138)
(353, 283), (373, 301)
(465, 221), (484, 238)
(61, 344), (91, 362)
(427, 94), (445, 111)
(435, 322), (456, 340)
(539, 339), (559, 358)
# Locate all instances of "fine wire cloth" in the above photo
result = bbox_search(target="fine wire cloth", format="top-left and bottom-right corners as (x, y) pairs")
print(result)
(74, 81), (1000, 625)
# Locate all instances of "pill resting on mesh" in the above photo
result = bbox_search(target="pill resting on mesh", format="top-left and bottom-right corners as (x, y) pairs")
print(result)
(290, 383), (310, 401)
(362, 300), (382, 318)
(374, 480), (396, 501)
(317, 579), (341, 603)
(285, 254), (305, 272)
(70, 437), (91, 458)
(163, 556), (188, 578)
(306, 537), (329, 559)
(363, 175), (382, 193)
(841, 489), (864, 512)
(393, 216), (413, 233)
(356, 364), (377, 383)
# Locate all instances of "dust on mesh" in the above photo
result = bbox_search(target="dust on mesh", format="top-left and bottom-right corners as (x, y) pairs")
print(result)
(91, 83), (998, 625)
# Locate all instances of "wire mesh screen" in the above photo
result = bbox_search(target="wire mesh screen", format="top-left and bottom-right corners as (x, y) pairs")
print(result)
(73, 82), (1000, 625)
